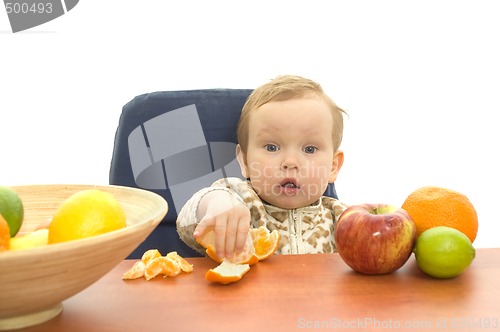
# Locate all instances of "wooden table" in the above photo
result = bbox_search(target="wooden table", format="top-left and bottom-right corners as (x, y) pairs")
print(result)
(17, 248), (500, 332)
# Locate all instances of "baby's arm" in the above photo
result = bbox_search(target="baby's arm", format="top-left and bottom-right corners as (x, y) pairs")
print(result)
(176, 178), (253, 258)
(194, 191), (250, 259)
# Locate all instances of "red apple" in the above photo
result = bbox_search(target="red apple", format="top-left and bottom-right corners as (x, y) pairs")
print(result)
(334, 204), (416, 275)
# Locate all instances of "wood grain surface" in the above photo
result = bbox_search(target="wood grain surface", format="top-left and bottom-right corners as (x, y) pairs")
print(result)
(17, 248), (500, 332)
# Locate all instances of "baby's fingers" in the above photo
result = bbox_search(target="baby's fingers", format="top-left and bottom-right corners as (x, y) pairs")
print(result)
(213, 217), (229, 258)
(233, 221), (250, 254)
(193, 215), (215, 238)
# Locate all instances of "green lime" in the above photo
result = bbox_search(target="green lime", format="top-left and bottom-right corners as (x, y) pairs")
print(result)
(414, 226), (475, 278)
(0, 186), (24, 237)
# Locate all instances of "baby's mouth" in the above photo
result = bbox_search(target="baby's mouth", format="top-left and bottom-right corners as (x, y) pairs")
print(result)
(280, 179), (299, 189)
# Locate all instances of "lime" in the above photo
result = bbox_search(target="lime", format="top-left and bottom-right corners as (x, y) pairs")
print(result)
(48, 189), (126, 243)
(414, 226), (475, 278)
(0, 186), (24, 237)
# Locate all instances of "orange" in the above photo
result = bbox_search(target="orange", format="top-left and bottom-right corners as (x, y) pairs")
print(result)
(122, 249), (193, 280)
(0, 215), (10, 251)
(401, 186), (478, 243)
(205, 261), (250, 285)
(49, 189), (126, 243)
(196, 226), (280, 265)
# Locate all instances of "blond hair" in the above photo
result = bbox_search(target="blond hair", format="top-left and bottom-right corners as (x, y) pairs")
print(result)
(237, 75), (346, 153)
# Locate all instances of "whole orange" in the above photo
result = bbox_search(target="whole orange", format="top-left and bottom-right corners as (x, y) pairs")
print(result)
(401, 186), (478, 243)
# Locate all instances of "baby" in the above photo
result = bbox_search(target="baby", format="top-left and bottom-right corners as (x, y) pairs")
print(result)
(177, 75), (348, 259)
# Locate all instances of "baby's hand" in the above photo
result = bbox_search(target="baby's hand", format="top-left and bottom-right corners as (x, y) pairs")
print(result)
(194, 191), (250, 259)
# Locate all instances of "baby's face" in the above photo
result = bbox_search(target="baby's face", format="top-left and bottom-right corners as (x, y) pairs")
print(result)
(239, 95), (341, 209)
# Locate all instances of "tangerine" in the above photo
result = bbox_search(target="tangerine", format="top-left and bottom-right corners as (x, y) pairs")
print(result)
(196, 225), (279, 265)
(401, 186), (478, 243)
(196, 226), (256, 264)
(0, 215), (10, 251)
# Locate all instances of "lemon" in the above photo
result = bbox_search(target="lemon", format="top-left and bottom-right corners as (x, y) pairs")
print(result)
(10, 229), (49, 250)
(414, 226), (475, 278)
(0, 186), (24, 237)
(48, 189), (126, 243)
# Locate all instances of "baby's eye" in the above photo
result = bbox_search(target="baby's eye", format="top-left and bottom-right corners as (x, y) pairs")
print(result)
(265, 144), (279, 152)
(303, 146), (317, 154)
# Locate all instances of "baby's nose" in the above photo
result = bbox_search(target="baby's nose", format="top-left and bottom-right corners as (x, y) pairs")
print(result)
(281, 153), (299, 169)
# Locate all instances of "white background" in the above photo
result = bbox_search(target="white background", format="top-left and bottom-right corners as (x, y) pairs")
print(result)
(1, 1), (499, 248)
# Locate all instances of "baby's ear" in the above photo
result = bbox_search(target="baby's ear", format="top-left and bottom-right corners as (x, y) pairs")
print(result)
(329, 150), (344, 183)
(236, 144), (250, 178)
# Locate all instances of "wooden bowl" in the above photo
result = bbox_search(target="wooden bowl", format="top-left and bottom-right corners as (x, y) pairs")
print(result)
(0, 184), (168, 330)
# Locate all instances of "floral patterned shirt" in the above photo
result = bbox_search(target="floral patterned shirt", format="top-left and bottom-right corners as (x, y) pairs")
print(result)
(176, 177), (348, 255)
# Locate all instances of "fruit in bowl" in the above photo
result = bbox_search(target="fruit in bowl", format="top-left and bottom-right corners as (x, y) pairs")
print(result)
(334, 204), (417, 275)
(3, 188), (128, 252)
(0, 184), (168, 330)
(0, 185), (24, 238)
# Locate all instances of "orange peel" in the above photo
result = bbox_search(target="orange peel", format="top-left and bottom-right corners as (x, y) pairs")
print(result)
(205, 261), (250, 285)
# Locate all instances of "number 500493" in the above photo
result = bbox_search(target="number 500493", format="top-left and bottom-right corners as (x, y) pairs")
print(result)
(5, 2), (53, 14)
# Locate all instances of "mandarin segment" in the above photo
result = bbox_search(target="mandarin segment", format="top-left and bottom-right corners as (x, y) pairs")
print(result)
(144, 258), (165, 281)
(122, 261), (146, 280)
(401, 186), (478, 242)
(250, 226), (280, 261)
(144, 256), (182, 280)
(122, 250), (193, 281)
(166, 251), (194, 273)
(141, 249), (162, 265)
